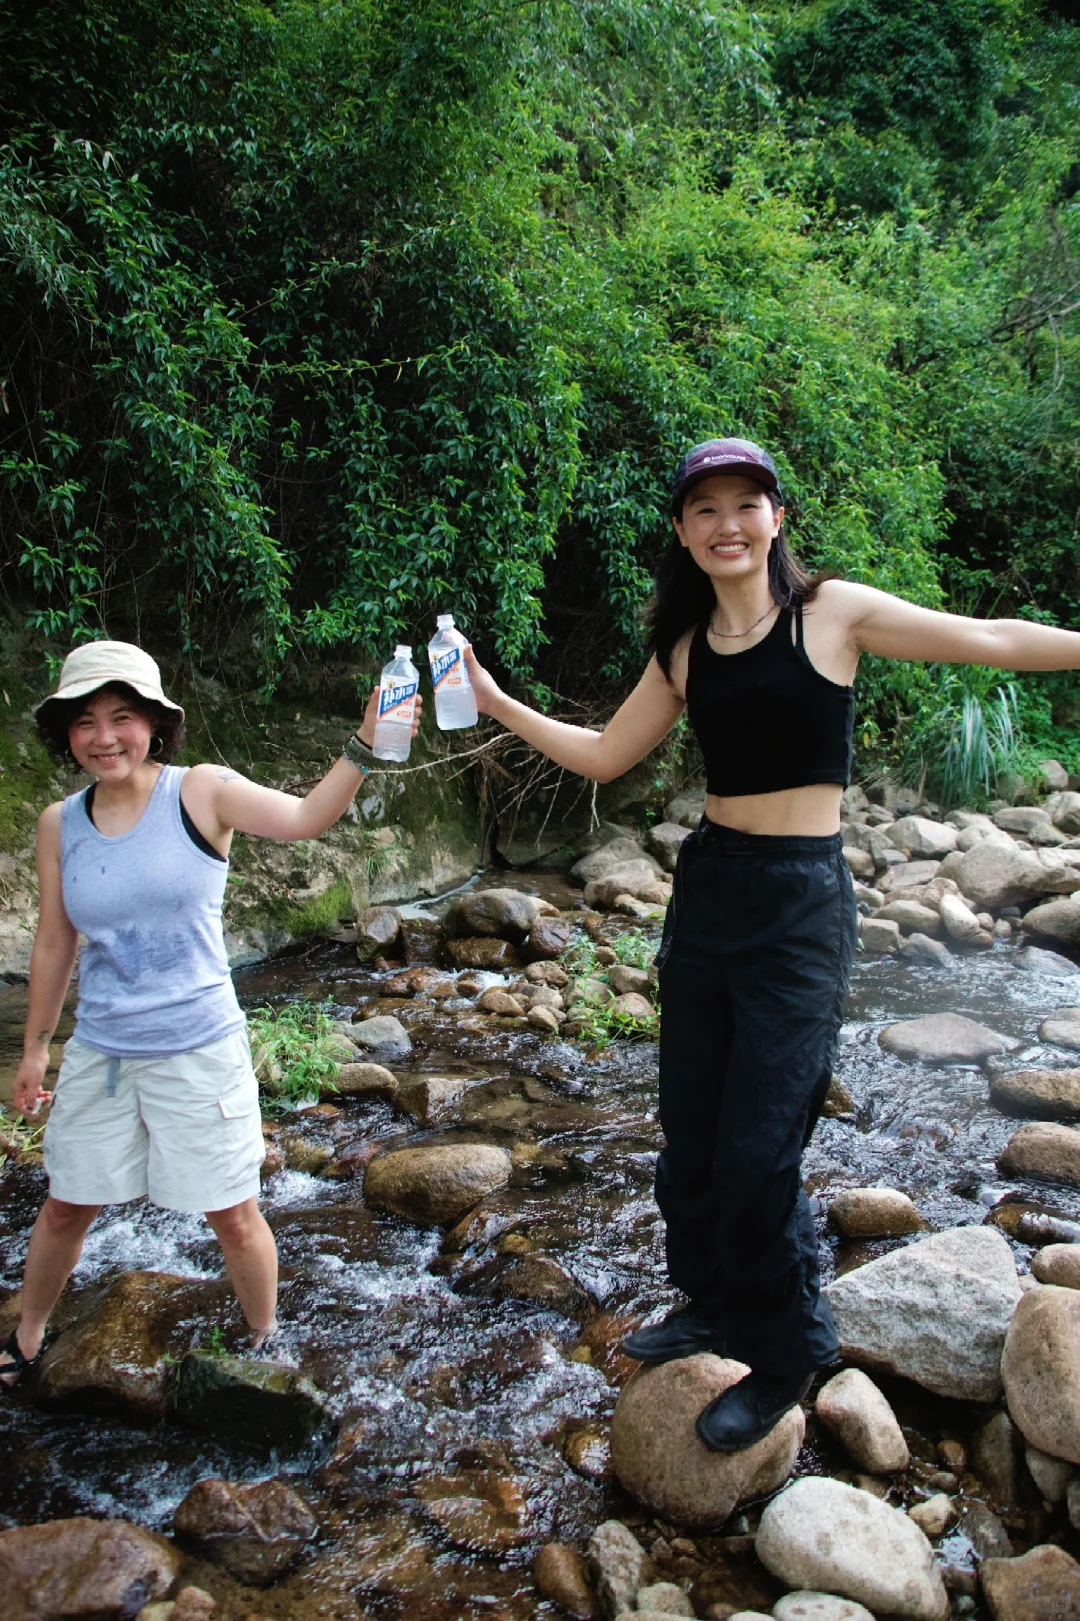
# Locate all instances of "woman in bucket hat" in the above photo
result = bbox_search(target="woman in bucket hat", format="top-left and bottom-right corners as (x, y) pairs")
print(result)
(462, 435), (1080, 1451)
(1, 640), (419, 1386)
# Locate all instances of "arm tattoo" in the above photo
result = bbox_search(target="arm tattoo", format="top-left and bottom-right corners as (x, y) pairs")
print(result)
(214, 769), (240, 783)
(35, 1028), (51, 1048)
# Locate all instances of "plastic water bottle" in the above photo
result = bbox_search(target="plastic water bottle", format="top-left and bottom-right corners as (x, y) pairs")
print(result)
(428, 614), (478, 730)
(372, 646), (419, 761)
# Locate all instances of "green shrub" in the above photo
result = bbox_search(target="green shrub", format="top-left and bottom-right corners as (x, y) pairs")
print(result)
(247, 1000), (341, 1111)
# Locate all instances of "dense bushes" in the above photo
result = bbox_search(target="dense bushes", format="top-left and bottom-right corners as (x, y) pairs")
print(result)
(1, 0), (1079, 787)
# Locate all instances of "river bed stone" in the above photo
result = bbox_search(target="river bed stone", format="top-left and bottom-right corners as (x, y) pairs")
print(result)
(825, 1225), (1021, 1400)
(989, 1066), (1080, 1118)
(609, 1354), (804, 1529)
(827, 1186), (924, 1237)
(1001, 1284), (1080, 1464)
(1031, 1242), (1080, 1286)
(980, 1544), (1080, 1620)
(173, 1351), (336, 1454)
(173, 1476), (317, 1583)
(998, 1120), (1080, 1185)
(364, 1142), (512, 1225)
(878, 1012), (1017, 1064)
(0, 1517), (179, 1621)
(755, 1477), (947, 1620)
(814, 1367), (909, 1473)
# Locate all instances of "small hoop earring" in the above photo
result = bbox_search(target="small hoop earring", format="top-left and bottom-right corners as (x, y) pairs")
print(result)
(149, 735), (164, 759)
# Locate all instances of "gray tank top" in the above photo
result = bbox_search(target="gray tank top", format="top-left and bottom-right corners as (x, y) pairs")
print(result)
(61, 765), (244, 1056)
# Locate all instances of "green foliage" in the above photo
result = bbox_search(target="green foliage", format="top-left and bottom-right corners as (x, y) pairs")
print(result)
(248, 999), (341, 1110)
(2, 0), (1080, 756)
(564, 925), (661, 1046)
(896, 667), (1024, 806)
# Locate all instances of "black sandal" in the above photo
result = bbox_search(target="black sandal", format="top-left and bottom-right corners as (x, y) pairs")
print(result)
(0, 1329), (44, 1390)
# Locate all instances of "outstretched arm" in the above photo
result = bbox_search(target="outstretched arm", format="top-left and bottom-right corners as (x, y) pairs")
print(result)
(465, 646), (685, 782)
(185, 686), (422, 843)
(841, 581), (1080, 668)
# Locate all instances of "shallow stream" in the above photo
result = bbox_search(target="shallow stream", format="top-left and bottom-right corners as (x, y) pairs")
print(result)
(2, 872), (1079, 1618)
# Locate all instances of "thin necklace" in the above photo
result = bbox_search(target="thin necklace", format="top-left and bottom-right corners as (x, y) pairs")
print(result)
(709, 601), (777, 639)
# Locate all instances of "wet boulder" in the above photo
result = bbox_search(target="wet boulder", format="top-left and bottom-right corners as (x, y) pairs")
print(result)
(414, 1464), (530, 1554)
(450, 888), (538, 943)
(981, 1544), (1080, 1621)
(395, 1075), (471, 1125)
(827, 1187), (925, 1238)
(1016, 944), (1080, 977)
(0, 1517), (179, 1621)
(445, 936), (519, 971)
(399, 913), (444, 964)
(997, 1121), (1080, 1186)
(477, 987), (526, 1016)
(1031, 1243), (1080, 1287)
(1001, 1284), (1080, 1464)
(899, 932), (953, 967)
(35, 1270), (197, 1422)
(989, 1067), (1080, 1120)
(173, 1476), (317, 1584)
(333, 1061), (399, 1100)
(814, 1368), (909, 1473)
(493, 1254), (589, 1316)
(878, 1011), (1017, 1065)
(825, 1225), (1022, 1400)
(349, 1014), (411, 1055)
(526, 915), (575, 960)
(173, 1351), (336, 1455)
(355, 905), (402, 963)
(364, 1143), (512, 1226)
(533, 1543), (597, 1618)
(755, 1478), (948, 1621)
(609, 1354), (804, 1529)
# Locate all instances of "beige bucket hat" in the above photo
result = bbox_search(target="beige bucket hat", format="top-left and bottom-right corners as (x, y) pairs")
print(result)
(35, 641), (184, 720)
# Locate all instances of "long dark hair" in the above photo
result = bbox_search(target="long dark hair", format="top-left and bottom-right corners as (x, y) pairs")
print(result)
(643, 491), (825, 681)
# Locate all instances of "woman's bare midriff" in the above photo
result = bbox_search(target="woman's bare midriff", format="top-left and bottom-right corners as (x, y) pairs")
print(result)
(705, 781), (844, 837)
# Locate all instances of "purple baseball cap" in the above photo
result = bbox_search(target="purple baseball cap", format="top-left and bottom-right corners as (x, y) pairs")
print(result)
(671, 437), (781, 510)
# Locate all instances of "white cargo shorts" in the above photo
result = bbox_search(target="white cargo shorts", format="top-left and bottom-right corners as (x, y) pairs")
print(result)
(43, 1026), (265, 1212)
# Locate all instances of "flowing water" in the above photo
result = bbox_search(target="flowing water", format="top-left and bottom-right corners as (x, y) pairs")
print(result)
(1, 874), (1079, 1618)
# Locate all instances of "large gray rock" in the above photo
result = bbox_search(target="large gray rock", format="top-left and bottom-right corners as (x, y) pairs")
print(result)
(825, 1225), (1022, 1400)
(887, 817), (958, 858)
(646, 822), (692, 872)
(1015, 945), (1080, 978)
(755, 1478), (948, 1621)
(1046, 789), (1080, 833)
(0, 1518), (179, 1621)
(571, 839), (661, 885)
(1002, 1284), (1080, 1465)
(954, 840), (1048, 910)
(350, 1014), (411, 1054)
(609, 1354), (803, 1529)
(364, 1143), (512, 1225)
(173, 1352), (336, 1454)
(173, 1476), (317, 1583)
(879, 1012), (1017, 1065)
(997, 1121), (1080, 1186)
(994, 805), (1057, 837)
(583, 860), (666, 908)
(989, 1067), (1080, 1120)
(450, 887), (538, 942)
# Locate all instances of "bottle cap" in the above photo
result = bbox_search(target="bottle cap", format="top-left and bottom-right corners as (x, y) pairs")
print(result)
(394, 645), (412, 659)
(436, 614), (454, 629)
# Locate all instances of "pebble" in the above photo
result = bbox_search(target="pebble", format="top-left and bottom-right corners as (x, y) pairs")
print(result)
(587, 1520), (654, 1617)
(907, 1494), (955, 1537)
(634, 1582), (694, 1615)
(533, 1543), (596, 1618)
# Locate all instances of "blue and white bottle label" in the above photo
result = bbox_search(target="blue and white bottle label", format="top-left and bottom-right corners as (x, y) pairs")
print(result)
(378, 679), (418, 719)
(430, 647), (461, 690)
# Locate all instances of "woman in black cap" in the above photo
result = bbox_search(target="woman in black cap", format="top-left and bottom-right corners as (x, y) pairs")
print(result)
(463, 436), (1080, 1452)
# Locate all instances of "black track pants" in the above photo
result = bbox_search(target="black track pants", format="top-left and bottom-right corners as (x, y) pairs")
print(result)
(654, 819), (857, 1375)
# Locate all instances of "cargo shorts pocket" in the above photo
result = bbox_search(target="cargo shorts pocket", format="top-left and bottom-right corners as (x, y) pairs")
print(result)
(218, 1080), (259, 1119)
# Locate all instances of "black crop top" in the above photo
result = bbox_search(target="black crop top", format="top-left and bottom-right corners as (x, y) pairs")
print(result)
(685, 603), (854, 797)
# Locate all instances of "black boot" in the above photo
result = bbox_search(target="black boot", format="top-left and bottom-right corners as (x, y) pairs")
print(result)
(621, 1304), (730, 1365)
(695, 1367), (814, 1452)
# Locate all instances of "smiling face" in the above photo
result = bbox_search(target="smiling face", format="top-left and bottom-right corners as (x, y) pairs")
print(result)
(67, 685), (156, 782)
(672, 472), (783, 587)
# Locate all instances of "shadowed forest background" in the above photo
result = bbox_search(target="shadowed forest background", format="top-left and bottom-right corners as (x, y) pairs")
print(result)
(3, 0), (1080, 795)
